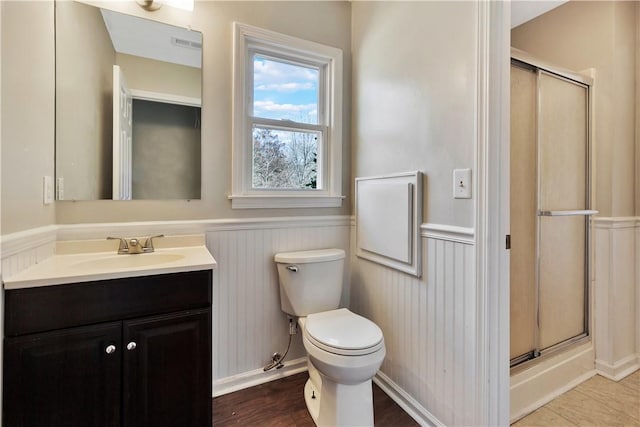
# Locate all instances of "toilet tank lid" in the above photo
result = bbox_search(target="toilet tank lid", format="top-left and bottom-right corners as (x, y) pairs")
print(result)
(274, 248), (345, 264)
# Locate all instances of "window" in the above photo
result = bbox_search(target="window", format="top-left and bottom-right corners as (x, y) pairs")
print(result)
(230, 22), (344, 209)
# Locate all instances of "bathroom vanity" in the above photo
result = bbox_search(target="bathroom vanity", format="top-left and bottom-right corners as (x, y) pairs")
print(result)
(2, 235), (216, 427)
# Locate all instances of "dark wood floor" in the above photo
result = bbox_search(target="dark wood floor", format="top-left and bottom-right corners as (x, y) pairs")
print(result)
(212, 372), (419, 426)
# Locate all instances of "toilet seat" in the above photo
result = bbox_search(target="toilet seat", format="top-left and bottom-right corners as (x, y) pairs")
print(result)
(304, 308), (384, 356)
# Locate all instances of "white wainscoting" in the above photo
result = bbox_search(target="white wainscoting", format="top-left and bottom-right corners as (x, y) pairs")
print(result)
(594, 217), (640, 380)
(0, 225), (57, 280)
(206, 220), (350, 394)
(0, 216), (351, 398)
(351, 223), (476, 427)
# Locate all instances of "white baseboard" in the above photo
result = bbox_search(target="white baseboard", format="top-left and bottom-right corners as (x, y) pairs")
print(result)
(213, 357), (308, 397)
(373, 371), (444, 427)
(596, 354), (640, 381)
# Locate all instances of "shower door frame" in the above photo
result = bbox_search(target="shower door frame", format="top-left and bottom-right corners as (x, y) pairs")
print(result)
(509, 49), (595, 369)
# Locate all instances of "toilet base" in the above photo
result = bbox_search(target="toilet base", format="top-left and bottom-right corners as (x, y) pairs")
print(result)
(303, 361), (375, 427)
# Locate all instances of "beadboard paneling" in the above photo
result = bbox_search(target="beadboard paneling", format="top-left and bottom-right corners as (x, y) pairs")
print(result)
(207, 223), (350, 391)
(0, 217), (351, 397)
(0, 226), (57, 281)
(351, 229), (475, 426)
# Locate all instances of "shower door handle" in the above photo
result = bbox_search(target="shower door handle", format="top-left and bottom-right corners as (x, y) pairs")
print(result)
(537, 210), (598, 217)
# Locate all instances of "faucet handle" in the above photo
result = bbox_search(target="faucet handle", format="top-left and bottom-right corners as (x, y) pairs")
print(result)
(143, 234), (165, 252)
(107, 237), (129, 253)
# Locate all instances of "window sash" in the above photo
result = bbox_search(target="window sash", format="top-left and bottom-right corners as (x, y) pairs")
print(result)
(247, 49), (328, 193)
(248, 120), (326, 192)
(231, 22), (343, 208)
(248, 48), (328, 129)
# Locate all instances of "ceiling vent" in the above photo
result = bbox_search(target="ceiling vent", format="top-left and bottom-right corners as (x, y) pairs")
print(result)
(171, 37), (202, 50)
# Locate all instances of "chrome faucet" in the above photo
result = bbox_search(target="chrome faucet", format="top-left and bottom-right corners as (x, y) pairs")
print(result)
(107, 235), (164, 254)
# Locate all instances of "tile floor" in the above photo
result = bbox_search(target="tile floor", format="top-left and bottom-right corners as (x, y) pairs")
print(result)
(513, 370), (640, 426)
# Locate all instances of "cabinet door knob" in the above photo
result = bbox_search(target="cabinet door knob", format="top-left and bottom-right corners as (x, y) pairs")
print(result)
(127, 341), (137, 351)
(105, 344), (116, 354)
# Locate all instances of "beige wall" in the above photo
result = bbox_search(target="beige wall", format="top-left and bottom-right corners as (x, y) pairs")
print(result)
(1, 1), (351, 233)
(1, 1), (56, 233)
(351, 1), (476, 227)
(56, 1), (115, 201)
(116, 53), (201, 100)
(132, 100), (201, 199)
(512, 1), (638, 218)
(54, 1), (351, 225)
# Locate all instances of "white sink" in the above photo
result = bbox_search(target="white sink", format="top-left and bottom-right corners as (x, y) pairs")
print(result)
(3, 234), (217, 290)
(72, 253), (186, 271)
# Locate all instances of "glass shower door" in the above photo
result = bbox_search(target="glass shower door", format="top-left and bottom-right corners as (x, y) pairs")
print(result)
(510, 64), (538, 361)
(510, 62), (593, 366)
(536, 71), (591, 352)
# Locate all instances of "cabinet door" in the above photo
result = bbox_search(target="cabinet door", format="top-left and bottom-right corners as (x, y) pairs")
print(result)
(3, 322), (122, 427)
(123, 309), (211, 427)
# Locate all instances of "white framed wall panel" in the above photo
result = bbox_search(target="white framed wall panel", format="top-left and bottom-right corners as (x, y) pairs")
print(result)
(355, 171), (422, 277)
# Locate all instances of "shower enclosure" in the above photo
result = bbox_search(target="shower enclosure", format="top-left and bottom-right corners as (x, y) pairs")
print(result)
(510, 51), (595, 367)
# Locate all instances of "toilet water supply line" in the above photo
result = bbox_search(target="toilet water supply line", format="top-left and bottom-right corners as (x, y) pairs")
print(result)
(263, 316), (297, 371)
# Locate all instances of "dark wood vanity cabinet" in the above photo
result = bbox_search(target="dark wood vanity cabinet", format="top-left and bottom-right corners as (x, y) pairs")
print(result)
(3, 270), (212, 427)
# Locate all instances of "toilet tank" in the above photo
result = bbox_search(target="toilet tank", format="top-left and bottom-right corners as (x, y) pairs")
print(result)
(274, 249), (345, 316)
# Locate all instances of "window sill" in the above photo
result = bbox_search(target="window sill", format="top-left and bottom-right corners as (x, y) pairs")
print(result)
(228, 194), (345, 209)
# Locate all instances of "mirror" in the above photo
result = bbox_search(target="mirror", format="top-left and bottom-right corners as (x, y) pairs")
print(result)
(55, 1), (202, 200)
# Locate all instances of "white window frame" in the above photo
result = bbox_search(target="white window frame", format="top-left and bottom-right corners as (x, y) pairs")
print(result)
(230, 22), (344, 209)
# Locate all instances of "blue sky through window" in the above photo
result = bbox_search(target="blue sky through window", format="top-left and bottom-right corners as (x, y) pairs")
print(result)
(253, 55), (319, 125)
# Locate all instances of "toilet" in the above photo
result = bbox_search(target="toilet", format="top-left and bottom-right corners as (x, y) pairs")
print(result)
(274, 248), (385, 427)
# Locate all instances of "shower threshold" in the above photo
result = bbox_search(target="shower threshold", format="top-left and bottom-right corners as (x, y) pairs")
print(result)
(510, 333), (590, 371)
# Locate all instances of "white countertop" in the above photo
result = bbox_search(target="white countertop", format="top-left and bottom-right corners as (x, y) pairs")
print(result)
(3, 234), (217, 290)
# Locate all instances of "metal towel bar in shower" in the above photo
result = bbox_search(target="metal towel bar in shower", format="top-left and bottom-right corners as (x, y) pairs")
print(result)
(537, 210), (599, 217)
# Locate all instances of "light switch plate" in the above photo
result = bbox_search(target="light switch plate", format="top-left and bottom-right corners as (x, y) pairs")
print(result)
(56, 177), (65, 200)
(453, 169), (472, 199)
(43, 176), (54, 205)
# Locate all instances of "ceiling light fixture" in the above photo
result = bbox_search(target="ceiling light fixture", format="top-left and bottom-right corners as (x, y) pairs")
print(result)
(136, 0), (162, 11)
(136, 0), (194, 12)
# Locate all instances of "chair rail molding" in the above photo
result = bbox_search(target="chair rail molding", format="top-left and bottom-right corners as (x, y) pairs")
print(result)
(420, 223), (475, 244)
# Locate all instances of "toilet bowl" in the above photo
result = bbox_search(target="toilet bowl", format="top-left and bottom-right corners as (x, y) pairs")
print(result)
(302, 309), (385, 384)
(299, 309), (385, 426)
(274, 249), (386, 426)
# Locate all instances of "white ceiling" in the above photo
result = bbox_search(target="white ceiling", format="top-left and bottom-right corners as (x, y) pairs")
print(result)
(511, 1), (569, 28)
(99, 2), (561, 68)
(100, 9), (202, 69)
